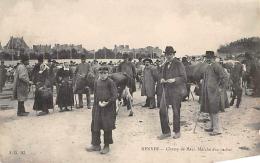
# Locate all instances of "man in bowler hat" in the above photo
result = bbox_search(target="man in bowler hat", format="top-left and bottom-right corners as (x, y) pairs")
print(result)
(200, 51), (228, 136)
(158, 46), (187, 139)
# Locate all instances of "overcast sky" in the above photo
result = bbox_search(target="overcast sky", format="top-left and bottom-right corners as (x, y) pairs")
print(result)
(0, 0), (259, 56)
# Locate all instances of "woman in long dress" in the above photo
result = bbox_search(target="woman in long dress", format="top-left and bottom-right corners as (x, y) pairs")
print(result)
(33, 63), (54, 116)
(56, 62), (74, 112)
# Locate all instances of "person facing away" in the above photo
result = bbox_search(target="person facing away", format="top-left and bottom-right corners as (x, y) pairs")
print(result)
(229, 61), (243, 108)
(74, 54), (92, 109)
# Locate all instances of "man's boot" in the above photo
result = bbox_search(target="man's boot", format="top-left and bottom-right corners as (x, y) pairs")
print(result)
(173, 132), (181, 139)
(142, 97), (149, 107)
(157, 133), (171, 140)
(236, 98), (241, 108)
(229, 98), (235, 106)
(100, 144), (110, 154)
(86, 145), (101, 152)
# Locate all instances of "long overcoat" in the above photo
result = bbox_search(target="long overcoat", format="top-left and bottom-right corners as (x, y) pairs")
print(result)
(161, 58), (187, 107)
(200, 62), (228, 114)
(141, 65), (157, 97)
(91, 78), (118, 131)
(13, 63), (30, 101)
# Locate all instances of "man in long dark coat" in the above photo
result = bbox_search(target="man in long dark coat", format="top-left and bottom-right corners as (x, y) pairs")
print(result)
(74, 55), (92, 109)
(229, 61), (243, 108)
(200, 51), (228, 136)
(158, 46), (187, 139)
(141, 58), (157, 109)
(86, 66), (118, 154)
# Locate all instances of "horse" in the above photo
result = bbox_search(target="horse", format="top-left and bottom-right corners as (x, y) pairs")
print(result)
(243, 58), (260, 96)
(185, 62), (208, 97)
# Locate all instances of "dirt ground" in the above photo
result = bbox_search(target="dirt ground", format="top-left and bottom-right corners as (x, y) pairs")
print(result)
(0, 84), (260, 163)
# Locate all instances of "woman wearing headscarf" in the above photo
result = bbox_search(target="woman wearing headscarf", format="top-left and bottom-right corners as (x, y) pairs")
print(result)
(33, 63), (54, 116)
(56, 62), (74, 112)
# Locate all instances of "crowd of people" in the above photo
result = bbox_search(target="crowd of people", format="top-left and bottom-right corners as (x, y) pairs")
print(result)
(0, 45), (260, 154)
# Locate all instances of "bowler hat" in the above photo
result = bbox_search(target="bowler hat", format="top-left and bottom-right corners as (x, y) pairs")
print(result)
(143, 58), (153, 64)
(163, 46), (176, 55)
(204, 51), (216, 59)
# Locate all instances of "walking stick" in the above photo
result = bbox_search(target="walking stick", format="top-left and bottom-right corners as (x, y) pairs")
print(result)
(193, 105), (200, 134)
(161, 84), (169, 124)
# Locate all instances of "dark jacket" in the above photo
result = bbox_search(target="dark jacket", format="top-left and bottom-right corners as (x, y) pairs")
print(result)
(118, 61), (136, 93)
(91, 78), (118, 131)
(161, 58), (187, 106)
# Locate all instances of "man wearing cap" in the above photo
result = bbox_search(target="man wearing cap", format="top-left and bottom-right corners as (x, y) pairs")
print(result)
(118, 53), (136, 110)
(118, 53), (136, 95)
(13, 54), (33, 116)
(201, 51), (228, 136)
(86, 66), (117, 154)
(158, 46), (187, 139)
(74, 55), (92, 109)
(0, 60), (7, 93)
(141, 58), (157, 109)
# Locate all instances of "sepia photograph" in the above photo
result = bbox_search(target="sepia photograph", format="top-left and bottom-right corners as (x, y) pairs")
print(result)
(0, 0), (260, 163)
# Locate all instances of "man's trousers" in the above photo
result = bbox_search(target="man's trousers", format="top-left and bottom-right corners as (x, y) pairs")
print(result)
(91, 130), (113, 146)
(209, 113), (222, 133)
(159, 103), (181, 134)
(78, 88), (91, 107)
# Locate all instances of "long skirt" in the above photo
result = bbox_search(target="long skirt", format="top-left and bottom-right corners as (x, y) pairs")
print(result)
(33, 88), (54, 111)
(56, 82), (74, 108)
